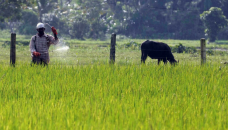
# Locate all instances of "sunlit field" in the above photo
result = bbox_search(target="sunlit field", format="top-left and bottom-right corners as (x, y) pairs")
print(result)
(0, 63), (228, 129)
(0, 36), (228, 129)
(0, 36), (228, 65)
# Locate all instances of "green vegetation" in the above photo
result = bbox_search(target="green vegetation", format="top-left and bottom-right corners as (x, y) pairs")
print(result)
(200, 7), (228, 42)
(0, 63), (228, 129)
(1, 0), (228, 129)
(1, 0), (228, 40)
(1, 35), (228, 129)
(1, 36), (228, 65)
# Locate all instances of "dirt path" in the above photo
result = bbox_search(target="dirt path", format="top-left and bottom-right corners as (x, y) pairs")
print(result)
(196, 47), (228, 51)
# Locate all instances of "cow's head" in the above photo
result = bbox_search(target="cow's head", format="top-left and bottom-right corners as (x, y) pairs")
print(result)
(170, 59), (179, 66)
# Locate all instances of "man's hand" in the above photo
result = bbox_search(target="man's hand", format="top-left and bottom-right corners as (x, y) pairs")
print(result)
(33, 51), (41, 57)
(51, 27), (58, 35)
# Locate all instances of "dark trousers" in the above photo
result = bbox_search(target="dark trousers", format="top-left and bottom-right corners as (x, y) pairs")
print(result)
(31, 53), (49, 65)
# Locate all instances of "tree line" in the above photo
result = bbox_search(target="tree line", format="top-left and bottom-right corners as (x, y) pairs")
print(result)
(0, 0), (228, 41)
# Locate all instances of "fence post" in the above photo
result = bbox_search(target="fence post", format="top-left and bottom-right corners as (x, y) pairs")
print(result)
(110, 33), (116, 64)
(201, 38), (206, 65)
(10, 33), (16, 66)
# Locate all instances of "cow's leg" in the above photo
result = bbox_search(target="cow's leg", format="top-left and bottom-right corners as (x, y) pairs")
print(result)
(162, 58), (168, 64)
(158, 59), (162, 65)
(141, 51), (147, 64)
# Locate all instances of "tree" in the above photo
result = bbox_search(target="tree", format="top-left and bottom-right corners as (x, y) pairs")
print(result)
(35, 0), (58, 22)
(200, 7), (228, 42)
(18, 10), (38, 35)
(0, 0), (24, 32)
(77, 0), (108, 39)
(220, 0), (228, 18)
(164, 0), (204, 39)
(0, 0), (22, 22)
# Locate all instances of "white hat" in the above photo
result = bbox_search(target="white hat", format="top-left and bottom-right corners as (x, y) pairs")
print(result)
(36, 23), (45, 29)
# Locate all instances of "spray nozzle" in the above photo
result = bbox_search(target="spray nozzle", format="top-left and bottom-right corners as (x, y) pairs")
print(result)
(45, 23), (52, 28)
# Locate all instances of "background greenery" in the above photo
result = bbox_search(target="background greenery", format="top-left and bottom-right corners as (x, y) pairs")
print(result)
(1, 0), (228, 41)
(1, 1), (228, 129)
(0, 29), (228, 130)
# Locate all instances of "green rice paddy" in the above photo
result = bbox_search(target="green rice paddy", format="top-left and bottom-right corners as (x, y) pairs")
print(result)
(0, 63), (227, 129)
(0, 36), (228, 129)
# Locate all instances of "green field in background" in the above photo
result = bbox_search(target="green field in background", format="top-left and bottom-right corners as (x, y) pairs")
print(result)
(0, 37), (228, 65)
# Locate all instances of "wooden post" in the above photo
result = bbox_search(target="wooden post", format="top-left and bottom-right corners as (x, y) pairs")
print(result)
(10, 33), (16, 66)
(201, 38), (206, 65)
(110, 33), (116, 64)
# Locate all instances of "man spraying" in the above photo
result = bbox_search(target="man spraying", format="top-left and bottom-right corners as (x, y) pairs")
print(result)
(29, 23), (59, 65)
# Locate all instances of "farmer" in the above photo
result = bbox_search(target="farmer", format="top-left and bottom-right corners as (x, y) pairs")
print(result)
(29, 23), (59, 65)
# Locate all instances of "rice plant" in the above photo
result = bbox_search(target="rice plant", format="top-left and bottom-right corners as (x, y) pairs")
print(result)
(0, 63), (227, 129)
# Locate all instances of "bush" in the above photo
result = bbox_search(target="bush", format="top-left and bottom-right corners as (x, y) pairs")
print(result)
(207, 49), (215, 55)
(185, 47), (197, 54)
(171, 43), (197, 54)
(18, 10), (38, 35)
(119, 40), (140, 50)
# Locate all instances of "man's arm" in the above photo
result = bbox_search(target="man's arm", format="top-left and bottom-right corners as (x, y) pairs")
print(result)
(49, 27), (59, 45)
(54, 34), (58, 40)
(48, 35), (59, 45)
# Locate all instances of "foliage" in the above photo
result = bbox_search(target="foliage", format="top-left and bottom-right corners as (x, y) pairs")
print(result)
(120, 40), (140, 50)
(18, 10), (38, 35)
(76, 0), (108, 39)
(0, 0), (24, 22)
(2, 0), (228, 40)
(87, 20), (107, 40)
(0, 22), (6, 29)
(69, 16), (90, 39)
(0, 29), (11, 38)
(171, 43), (197, 54)
(207, 49), (215, 55)
(35, 0), (58, 22)
(200, 7), (228, 42)
(45, 16), (69, 36)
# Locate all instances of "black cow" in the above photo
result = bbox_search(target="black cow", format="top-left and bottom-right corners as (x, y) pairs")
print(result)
(141, 40), (177, 65)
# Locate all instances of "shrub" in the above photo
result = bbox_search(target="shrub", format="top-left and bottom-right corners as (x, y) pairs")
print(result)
(171, 43), (197, 54)
(207, 49), (215, 55)
(123, 41), (140, 50)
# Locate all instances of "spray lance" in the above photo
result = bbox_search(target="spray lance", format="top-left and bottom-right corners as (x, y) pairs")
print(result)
(45, 23), (70, 52)
(45, 23), (58, 39)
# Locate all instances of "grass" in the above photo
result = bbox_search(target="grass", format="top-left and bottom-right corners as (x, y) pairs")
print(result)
(0, 29), (228, 48)
(0, 36), (228, 65)
(0, 63), (228, 129)
(0, 32), (228, 129)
